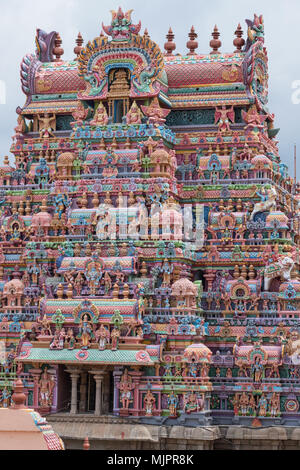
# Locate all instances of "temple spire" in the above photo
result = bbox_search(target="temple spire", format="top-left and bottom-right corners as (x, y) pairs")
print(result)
(53, 32), (64, 61)
(186, 26), (198, 55)
(209, 25), (221, 54)
(11, 379), (26, 409)
(233, 23), (245, 52)
(74, 32), (84, 58)
(164, 27), (176, 56)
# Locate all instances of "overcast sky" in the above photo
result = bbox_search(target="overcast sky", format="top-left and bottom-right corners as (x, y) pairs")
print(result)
(0, 0), (299, 177)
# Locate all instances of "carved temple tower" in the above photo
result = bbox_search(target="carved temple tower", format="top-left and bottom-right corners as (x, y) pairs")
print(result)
(0, 9), (299, 436)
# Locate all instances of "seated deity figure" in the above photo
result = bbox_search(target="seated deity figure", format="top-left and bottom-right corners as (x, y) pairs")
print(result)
(90, 102), (109, 127)
(126, 101), (143, 125)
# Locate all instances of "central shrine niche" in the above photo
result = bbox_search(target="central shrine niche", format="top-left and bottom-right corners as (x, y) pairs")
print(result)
(107, 68), (131, 123)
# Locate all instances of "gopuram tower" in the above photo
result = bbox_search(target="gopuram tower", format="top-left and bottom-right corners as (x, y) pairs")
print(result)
(0, 8), (299, 447)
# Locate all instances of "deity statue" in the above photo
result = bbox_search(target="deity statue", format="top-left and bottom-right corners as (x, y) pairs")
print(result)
(214, 105), (235, 132)
(38, 314), (52, 336)
(248, 395), (257, 416)
(13, 115), (27, 141)
(251, 357), (264, 382)
(268, 363), (280, 379)
(74, 272), (84, 296)
(111, 327), (120, 351)
(72, 101), (88, 125)
(200, 363), (209, 378)
(269, 393), (280, 417)
(184, 391), (198, 414)
(141, 96), (170, 125)
(144, 389), (156, 416)
(103, 272), (112, 294)
(96, 324), (110, 350)
(66, 328), (75, 350)
(118, 369), (134, 409)
(38, 368), (54, 408)
(257, 394), (268, 417)
(239, 392), (249, 416)
(90, 102), (109, 127)
(77, 314), (93, 350)
(126, 101), (143, 125)
(50, 328), (65, 350)
(2, 387), (11, 408)
(37, 113), (56, 138)
(167, 391), (179, 418)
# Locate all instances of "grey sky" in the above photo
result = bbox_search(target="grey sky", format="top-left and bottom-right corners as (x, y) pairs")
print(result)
(0, 0), (299, 177)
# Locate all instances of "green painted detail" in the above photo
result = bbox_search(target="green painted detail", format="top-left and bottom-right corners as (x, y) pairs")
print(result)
(168, 84), (246, 94)
(20, 348), (157, 364)
(32, 93), (78, 101)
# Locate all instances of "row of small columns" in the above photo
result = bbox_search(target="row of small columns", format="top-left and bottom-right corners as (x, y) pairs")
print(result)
(67, 368), (107, 416)
(164, 23), (245, 55)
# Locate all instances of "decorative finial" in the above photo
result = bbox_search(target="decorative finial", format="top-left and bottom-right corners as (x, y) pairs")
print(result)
(53, 33), (64, 61)
(164, 27), (176, 56)
(233, 23), (245, 52)
(210, 25), (221, 54)
(186, 26), (198, 55)
(83, 436), (90, 450)
(143, 28), (149, 38)
(11, 379), (26, 409)
(74, 32), (84, 58)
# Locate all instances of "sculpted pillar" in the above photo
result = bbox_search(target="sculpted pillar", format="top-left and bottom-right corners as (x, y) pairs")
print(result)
(67, 369), (80, 415)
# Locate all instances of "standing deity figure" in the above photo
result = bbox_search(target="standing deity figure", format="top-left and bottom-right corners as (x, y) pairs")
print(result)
(214, 105), (235, 132)
(247, 395), (256, 416)
(77, 314), (93, 350)
(200, 363), (209, 378)
(74, 272), (84, 296)
(257, 394), (268, 417)
(269, 393), (280, 417)
(37, 113), (56, 138)
(144, 389), (156, 416)
(251, 357), (264, 382)
(96, 324), (110, 350)
(118, 369), (134, 409)
(167, 391), (179, 418)
(66, 328), (75, 350)
(38, 368), (54, 408)
(2, 387), (11, 408)
(111, 327), (120, 351)
(232, 393), (240, 416)
(161, 259), (173, 287)
(103, 272), (112, 294)
(38, 314), (52, 336)
(239, 392), (249, 416)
